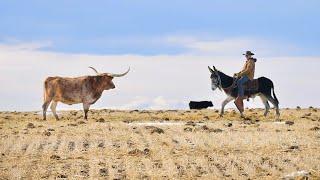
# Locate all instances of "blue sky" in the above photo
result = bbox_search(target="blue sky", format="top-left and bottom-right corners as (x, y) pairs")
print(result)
(0, 1), (320, 111)
(1, 0), (319, 56)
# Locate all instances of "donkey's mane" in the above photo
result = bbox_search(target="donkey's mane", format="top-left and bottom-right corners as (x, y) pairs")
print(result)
(217, 70), (234, 88)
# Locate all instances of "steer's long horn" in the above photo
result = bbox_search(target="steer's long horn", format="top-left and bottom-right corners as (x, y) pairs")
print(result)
(106, 67), (130, 77)
(89, 66), (99, 74)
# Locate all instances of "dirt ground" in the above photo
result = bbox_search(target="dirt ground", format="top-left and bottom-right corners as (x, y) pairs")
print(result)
(0, 108), (319, 179)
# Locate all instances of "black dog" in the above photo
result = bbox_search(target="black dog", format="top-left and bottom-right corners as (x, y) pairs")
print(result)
(189, 101), (213, 110)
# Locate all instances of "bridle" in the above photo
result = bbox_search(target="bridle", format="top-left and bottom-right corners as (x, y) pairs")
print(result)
(212, 71), (222, 90)
(224, 77), (238, 89)
(213, 71), (238, 93)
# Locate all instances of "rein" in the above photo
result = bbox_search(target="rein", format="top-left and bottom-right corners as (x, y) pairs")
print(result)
(216, 72), (222, 90)
(216, 72), (237, 93)
(223, 77), (237, 90)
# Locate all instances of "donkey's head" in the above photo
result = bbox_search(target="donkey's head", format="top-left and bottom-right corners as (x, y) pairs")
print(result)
(208, 66), (221, 91)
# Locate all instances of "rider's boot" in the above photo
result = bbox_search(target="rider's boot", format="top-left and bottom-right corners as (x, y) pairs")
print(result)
(234, 96), (245, 113)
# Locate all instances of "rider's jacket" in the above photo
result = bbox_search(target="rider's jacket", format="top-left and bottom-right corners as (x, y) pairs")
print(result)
(238, 58), (256, 80)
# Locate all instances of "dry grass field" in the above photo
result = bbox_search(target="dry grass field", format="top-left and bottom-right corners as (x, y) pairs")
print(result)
(0, 108), (320, 179)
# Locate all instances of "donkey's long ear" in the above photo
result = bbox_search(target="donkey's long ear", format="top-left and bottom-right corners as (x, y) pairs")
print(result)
(208, 66), (214, 73)
(212, 66), (217, 71)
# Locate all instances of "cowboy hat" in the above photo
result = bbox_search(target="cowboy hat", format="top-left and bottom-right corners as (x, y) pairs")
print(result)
(243, 51), (255, 56)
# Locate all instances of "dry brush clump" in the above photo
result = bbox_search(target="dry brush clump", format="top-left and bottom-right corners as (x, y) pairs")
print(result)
(0, 108), (319, 179)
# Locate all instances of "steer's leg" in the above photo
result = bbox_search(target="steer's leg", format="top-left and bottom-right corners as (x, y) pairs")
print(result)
(83, 103), (90, 120)
(50, 101), (59, 120)
(42, 99), (52, 120)
(220, 96), (234, 117)
(260, 94), (270, 117)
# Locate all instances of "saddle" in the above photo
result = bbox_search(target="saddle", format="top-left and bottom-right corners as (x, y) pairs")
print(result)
(243, 79), (259, 97)
(223, 78), (259, 98)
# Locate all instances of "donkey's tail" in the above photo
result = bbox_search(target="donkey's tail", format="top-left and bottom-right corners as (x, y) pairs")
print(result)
(271, 81), (279, 105)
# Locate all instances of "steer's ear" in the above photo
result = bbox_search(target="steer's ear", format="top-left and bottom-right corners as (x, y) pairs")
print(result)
(208, 66), (214, 73)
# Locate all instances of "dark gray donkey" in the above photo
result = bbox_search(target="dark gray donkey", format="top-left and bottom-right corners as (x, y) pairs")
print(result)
(208, 66), (280, 118)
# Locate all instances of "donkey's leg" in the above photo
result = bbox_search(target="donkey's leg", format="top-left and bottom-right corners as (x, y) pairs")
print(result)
(266, 96), (280, 118)
(259, 94), (270, 117)
(240, 112), (245, 118)
(220, 96), (234, 117)
(50, 101), (59, 120)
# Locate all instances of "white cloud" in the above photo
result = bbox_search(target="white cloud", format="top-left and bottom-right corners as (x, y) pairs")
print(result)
(150, 96), (169, 109)
(110, 96), (150, 110)
(165, 36), (300, 56)
(0, 40), (319, 111)
(109, 96), (184, 110)
(0, 41), (52, 52)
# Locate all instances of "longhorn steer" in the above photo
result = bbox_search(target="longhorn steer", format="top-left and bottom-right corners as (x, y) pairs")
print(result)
(42, 67), (130, 120)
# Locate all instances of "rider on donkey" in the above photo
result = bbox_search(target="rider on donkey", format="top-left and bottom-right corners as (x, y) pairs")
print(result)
(233, 51), (257, 112)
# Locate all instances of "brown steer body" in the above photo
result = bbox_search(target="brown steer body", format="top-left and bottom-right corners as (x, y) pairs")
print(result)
(42, 68), (129, 120)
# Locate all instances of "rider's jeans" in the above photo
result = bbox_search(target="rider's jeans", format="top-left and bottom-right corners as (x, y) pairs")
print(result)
(237, 75), (249, 97)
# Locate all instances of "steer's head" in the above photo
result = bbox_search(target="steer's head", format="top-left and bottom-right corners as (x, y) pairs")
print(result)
(99, 75), (116, 90)
(89, 67), (130, 90)
(207, 101), (214, 107)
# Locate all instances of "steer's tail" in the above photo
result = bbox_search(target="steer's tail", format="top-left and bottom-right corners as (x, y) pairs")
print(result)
(43, 77), (56, 103)
(43, 78), (49, 103)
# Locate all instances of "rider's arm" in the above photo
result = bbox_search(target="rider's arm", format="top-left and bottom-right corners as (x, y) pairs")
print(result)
(238, 60), (254, 77)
